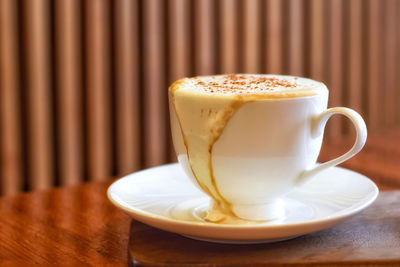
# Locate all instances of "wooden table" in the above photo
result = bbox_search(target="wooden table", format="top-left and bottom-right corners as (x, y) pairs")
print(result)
(1, 129), (400, 266)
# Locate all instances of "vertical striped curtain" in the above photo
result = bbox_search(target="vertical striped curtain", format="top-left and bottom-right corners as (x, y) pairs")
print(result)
(0, 0), (399, 195)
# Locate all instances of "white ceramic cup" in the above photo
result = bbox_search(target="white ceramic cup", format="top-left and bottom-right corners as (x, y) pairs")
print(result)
(170, 82), (367, 221)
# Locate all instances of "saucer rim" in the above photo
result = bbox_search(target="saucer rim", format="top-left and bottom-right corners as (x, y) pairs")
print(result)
(107, 163), (379, 230)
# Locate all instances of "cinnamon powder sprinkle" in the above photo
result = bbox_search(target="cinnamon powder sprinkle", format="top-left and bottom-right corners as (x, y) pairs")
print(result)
(194, 74), (298, 95)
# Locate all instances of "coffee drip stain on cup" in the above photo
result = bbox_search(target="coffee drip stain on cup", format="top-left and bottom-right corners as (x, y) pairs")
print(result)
(169, 74), (323, 224)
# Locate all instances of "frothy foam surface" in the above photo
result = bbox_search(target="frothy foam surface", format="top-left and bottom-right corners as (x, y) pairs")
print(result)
(175, 74), (327, 97)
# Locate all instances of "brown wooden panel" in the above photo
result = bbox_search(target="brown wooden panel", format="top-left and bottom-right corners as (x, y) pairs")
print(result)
(168, 0), (190, 82)
(219, 0), (238, 74)
(265, 0), (283, 74)
(395, 1), (400, 125)
(54, 0), (83, 185)
(114, 0), (141, 174)
(143, 0), (167, 167)
(397, 0), (400, 125)
(168, 0), (191, 162)
(310, 0), (325, 82)
(383, 0), (397, 127)
(243, 0), (261, 73)
(2, 0), (400, 195)
(367, 0), (382, 131)
(288, 0), (304, 76)
(195, 0), (216, 75)
(348, 0), (363, 114)
(0, 0), (23, 194)
(84, 0), (112, 180)
(327, 0), (344, 139)
(22, 0), (54, 190)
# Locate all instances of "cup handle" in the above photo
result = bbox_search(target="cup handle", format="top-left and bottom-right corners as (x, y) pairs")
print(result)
(296, 107), (367, 185)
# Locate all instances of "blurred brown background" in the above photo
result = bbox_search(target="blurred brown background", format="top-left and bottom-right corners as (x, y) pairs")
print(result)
(0, 0), (399, 195)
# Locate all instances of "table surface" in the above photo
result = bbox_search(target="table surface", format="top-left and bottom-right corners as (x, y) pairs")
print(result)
(1, 129), (400, 266)
(128, 191), (400, 266)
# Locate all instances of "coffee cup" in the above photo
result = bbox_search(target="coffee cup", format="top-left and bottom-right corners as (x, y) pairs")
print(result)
(169, 74), (367, 223)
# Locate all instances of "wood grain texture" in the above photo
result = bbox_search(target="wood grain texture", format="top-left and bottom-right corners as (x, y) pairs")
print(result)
(22, 0), (54, 189)
(348, 0), (363, 114)
(168, 0), (190, 163)
(194, 0), (216, 75)
(327, 0), (344, 139)
(0, 180), (130, 266)
(128, 192), (400, 266)
(0, 0), (23, 194)
(143, 0), (167, 168)
(219, 0), (238, 74)
(114, 0), (141, 174)
(288, 0), (304, 76)
(54, 0), (83, 185)
(265, 0), (283, 74)
(85, 0), (112, 180)
(243, 0), (261, 73)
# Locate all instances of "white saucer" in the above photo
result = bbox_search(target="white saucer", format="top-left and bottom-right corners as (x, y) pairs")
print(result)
(107, 163), (378, 244)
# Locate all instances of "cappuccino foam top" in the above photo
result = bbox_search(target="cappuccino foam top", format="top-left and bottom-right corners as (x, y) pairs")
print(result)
(174, 74), (327, 98)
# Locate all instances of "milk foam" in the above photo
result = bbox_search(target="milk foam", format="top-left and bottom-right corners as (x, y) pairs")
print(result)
(177, 74), (327, 97)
